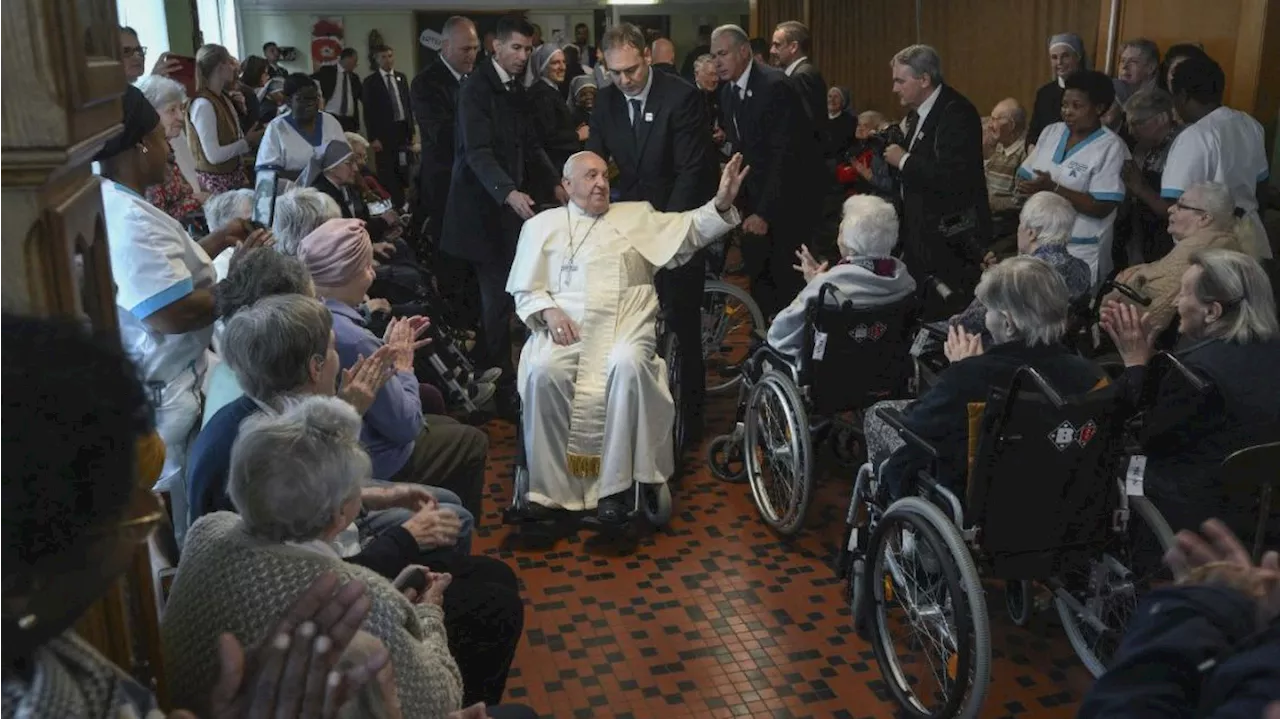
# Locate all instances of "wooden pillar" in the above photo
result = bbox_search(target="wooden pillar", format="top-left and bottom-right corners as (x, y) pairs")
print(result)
(2, 0), (169, 702)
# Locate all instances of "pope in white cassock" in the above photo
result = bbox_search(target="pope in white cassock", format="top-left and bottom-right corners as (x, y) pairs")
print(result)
(506, 151), (750, 523)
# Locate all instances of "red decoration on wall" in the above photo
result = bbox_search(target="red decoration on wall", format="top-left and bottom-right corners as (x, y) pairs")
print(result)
(311, 16), (345, 70)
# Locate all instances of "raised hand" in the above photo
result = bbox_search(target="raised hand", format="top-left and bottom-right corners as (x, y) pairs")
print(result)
(1098, 299), (1156, 367)
(337, 346), (396, 415)
(943, 324), (984, 363)
(714, 152), (750, 212)
(792, 244), (829, 283)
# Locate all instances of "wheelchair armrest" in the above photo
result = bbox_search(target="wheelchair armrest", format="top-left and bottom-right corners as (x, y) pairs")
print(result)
(752, 327), (768, 343)
(920, 322), (949, 342)
(875, 405), (939, 459)
(1099, 279), (1152, 307)
(1153, 351), (1210, 394)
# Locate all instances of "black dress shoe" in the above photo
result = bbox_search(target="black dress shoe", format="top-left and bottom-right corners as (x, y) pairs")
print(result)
(596, 491), (630, 525)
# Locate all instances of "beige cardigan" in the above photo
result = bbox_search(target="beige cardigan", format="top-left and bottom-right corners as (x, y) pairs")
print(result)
(1108, 228), (1242, 332)
(161, 512), (463, 717)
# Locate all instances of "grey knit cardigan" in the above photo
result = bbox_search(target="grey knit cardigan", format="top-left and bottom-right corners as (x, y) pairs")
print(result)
(160, 512), (463, 717)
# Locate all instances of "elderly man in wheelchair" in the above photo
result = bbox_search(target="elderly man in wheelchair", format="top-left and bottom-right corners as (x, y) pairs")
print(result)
(707, 194), (918, 535)
(844, 256), (1181, 718)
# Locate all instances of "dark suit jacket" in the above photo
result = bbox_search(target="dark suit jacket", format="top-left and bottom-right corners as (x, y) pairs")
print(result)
(897, 83), (991, 290)
(718, 62), (823, 226)
(361, 69), (414, 148)
(788, 58), (828, 136)
(651, 62), (678, 77)
(586, 68), (716, 213)
(410, 59), (463, 222)
(440, 59), (557, 264)
(312, 65), (362, 118)
(528, 79), (583, 178)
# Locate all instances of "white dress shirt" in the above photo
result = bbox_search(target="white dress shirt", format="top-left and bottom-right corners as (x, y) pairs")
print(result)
(493, 57), (514, 88)
(442, 57), (464, 82)
(784, 56), (808, 77)
(899, 84), (943, 171)
(325, 67), (354, 116)
(625, 64), (656, 123)
(381, 69), (405, 121)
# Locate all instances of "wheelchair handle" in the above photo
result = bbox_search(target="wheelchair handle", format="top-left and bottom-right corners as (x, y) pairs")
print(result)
(875, 405), (939, 459)
(1100, 279), (1152, 307)
(1153, 351), (1210, 393)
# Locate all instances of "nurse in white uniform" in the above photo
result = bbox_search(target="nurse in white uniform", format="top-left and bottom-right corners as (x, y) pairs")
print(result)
(96, 87), (273, 547)
(255, 73), (347, 181)
(1162, 54), (1272, 259)
(1017, 69), (1129, 285)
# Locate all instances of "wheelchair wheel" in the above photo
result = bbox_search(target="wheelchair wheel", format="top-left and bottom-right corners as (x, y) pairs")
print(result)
(1055, 495), (1175, 678)
(867, 497), (990, 719)
(660, 330), (687, 462)
(744, 370), (814, 536)
(1004, 580), (1032, 627)
(703, 280), (765, 394)
(707, 432), (747, 483)
(641, 482), (673, 525)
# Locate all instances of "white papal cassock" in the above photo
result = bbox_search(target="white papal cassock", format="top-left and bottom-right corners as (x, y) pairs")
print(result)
(506, 197), (740, 510)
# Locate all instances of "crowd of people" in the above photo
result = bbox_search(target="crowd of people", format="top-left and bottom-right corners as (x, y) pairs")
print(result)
(2, 14), (1277, 719)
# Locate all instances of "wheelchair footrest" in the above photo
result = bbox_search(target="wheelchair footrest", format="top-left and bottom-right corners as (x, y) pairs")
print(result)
(502, 504), (641, 531)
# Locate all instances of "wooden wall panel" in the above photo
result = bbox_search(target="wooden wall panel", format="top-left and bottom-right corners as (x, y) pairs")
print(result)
(919, 0), (1103, 120)
(811, 0), (916, 121)
(1105, 0), (1247, 108)
(750, 0), (804, 40)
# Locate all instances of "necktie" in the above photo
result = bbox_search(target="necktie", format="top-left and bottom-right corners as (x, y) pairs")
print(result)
(906, 109), (921, 149)
(629, 99), (643, 132)
(385, 73), (403, 121)
(338, 70), (349, 116)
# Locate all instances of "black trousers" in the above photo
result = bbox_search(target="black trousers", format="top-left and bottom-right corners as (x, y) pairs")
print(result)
(473, 260), (517, 390)
(374, 120), (412, 208)
(655, 255), (706, 435)
(740, 222), (809, 320)
(346, 547), (523, 705)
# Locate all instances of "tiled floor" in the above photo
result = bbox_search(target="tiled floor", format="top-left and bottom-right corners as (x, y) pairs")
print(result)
(473, 390), (1095, 719)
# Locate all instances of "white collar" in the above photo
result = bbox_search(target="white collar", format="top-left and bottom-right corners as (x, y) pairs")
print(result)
(492, 57), (514, 86)
(915, 84), (943, 119)
(567, 200), (607, 219)
(623, 64), (655, 103)
(1056, 75), (1067, 89)
(784, 56), (808, 76)
(441, 57), (464, 82)
(734, 59), (754, 94)
(381, 68), (397, 79)
(285, 538), (342, 559)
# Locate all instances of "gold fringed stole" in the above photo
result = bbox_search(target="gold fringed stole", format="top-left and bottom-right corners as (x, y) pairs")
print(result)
(563, 234), (621, 479)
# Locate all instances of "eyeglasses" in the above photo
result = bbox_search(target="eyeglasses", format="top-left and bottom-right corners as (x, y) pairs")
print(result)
(122, 45), (147, 58)
(1173, 200), (1208, 214)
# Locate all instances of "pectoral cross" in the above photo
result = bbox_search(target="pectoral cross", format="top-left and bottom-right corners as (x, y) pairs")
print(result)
(559, 260), (579, 287)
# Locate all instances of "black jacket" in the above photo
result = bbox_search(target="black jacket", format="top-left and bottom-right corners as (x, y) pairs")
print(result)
(440, 59), (557, 265)
(1079, 584), (1280, 719)
(361, 69), (414, 148)
(409, 59), (463, 222)
(885, 342), (1105, 495)
(824, 112), (856, 161)
(1028, 79), (1063, 147)
(787, 58), (829, 138)
(528, 79), (583, 176)
(310, 173), (393, 241)
(312, 65), (362, 118)
(586, 68), (717, 213)
(897, 83), (992, 293)
(718, 62), (824, 225)
(1116, 338), (1280, 534)
(651, 62), (678, 77)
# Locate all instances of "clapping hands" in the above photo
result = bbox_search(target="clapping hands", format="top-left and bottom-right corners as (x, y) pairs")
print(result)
(382, 316), (431, 373)
(792, 244), (828, 283)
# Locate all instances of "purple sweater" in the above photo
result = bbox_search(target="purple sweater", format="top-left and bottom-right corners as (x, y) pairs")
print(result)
(324, 298), (422, 479)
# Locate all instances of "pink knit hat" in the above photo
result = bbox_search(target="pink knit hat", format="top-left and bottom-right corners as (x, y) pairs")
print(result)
(297, 219), (372, 288)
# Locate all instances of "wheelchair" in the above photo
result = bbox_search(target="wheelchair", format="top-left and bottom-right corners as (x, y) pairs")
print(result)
(503, 312), (684, 532)
(707, 285), (918, 536)
(841, 366), (1176, 718)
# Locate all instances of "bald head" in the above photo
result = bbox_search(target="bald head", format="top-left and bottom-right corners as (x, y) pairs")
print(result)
(990, 97), (1026, 142)
(441, 16), (480, 74)
(650, 38), (676, 65)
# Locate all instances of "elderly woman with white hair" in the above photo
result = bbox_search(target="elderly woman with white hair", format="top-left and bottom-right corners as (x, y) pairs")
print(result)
(1106, 181), (1248, 335)
(868, 257), (1107, 500)
(1103, 249), (1279, 539)
(165, 396), (467, 718)
(136, 74), (205, 223)
(950, 191), (1090, 334)
(272, 186), (343, 256)
(202, 188), (255, 278)
(767, 195), (916, 357)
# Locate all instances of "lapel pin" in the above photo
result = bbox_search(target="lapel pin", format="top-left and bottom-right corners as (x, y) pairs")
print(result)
(746, 89), (753, 98)
(644, 112), (654, 122)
